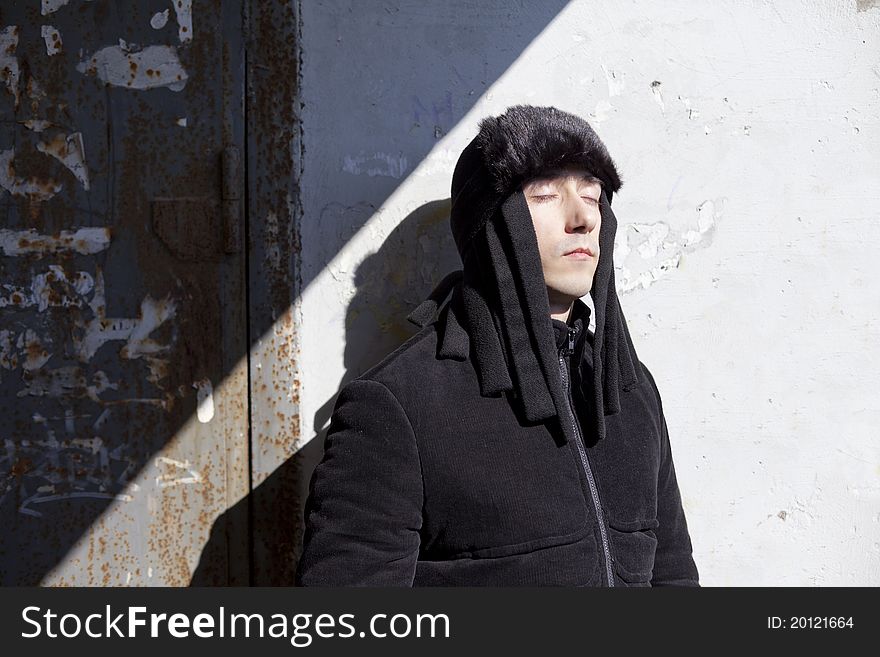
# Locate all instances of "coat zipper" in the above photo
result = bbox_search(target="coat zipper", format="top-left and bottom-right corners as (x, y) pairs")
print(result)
(558, 325), (615, 587)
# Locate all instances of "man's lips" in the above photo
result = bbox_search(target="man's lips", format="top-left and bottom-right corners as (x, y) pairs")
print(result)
(562, 247), (596, 258)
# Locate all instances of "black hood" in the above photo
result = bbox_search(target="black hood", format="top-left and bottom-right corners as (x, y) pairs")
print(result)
(407, 104), (643, 444)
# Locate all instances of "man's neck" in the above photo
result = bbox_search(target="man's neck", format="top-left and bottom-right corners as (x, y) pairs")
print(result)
(549, 301), (573, 324)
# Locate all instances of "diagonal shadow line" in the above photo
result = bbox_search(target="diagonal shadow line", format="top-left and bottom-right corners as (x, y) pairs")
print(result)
(0, 0), (571, 585)
(203, 0), (573, 586)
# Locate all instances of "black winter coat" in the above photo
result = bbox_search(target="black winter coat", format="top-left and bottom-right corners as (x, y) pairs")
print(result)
(296, 293), (700, 587)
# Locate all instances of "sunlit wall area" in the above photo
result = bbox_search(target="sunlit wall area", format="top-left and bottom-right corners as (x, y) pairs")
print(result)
(297, 0), (880, 586)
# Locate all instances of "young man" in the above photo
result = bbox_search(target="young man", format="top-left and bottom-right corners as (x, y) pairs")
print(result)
(295, 105), (700, 587)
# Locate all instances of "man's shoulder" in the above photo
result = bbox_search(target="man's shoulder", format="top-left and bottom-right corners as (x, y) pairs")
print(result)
(635, 359), (661, 399)
(360, 324), (437, 379)
(354, 317), (466, 397)
(628, 358), (666, 422)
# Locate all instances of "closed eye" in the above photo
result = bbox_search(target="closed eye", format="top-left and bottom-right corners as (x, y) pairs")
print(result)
(581, 196), (599, 205)
(531, 194), (558, 202)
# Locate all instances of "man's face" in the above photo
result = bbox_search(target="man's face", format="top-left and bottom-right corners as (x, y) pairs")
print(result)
(522, 167), (602, 307)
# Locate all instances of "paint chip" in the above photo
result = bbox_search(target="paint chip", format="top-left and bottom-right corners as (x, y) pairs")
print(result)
(37, 132), (90, 190)
(616, 198), (723, 292)
(40, 25), (63, 55)
(651, 80), (664, 112)
(601, 64), (625, 97)
(76, 44), (188, 91)
(194, 378), (214, 423)
(0, 26), (21, 108)
(151, 9), (170, 30)
(0, 148), (62, 200)
(41, 0), (71, 16)
(172, 0), (193, 43)
(0, 226), (110, 256)
(20, 119), (54, 133)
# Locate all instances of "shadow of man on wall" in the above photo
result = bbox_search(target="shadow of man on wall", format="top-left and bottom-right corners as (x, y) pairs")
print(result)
(191, 198), (461, 585)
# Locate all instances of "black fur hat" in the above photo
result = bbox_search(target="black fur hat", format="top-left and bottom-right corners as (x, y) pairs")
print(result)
(408, 104), (643, 444)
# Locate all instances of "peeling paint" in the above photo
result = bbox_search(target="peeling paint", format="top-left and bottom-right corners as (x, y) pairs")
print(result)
(144, 356), (170, 386)
(172, 0), (193, 44)
(20, 119), (54, 132)
(40, 25), (62, 55)
(650, 80), (664, 112)
(19, 329), (52, 371)
(0, 265), (94, 311)
(0, 328), (51, 374)
(154, 456), (202, 489)
(616, 198), (723, 293)
(2, 265), (178, 377)
(677, 94), (699, 120)
(151, 10), (170, 30)
(0, 26), (21, 108)
(77, 271), (176, 362)
(0, 148), (63, 200)
(36, 132), (90, 190)
(193, 379), (214, 423)
(77, 42), (188, 91)
(342, 151), (408, 178)
(0, 227), (111, 256)
(17, 366), (117, 401)
(683, 199), (718, 247)
(601, 64), (624, 97)
(41, 0), (70, 16)
(118, 296), (177, 360)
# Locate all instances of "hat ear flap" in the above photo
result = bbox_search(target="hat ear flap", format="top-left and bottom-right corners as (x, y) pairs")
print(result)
(494, 191), (570, 423)
(587, 189), (644, 443)
(458, 233), (513, 397)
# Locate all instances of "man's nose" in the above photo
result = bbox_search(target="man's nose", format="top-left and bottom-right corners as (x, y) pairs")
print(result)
(564, 191), (595, 233)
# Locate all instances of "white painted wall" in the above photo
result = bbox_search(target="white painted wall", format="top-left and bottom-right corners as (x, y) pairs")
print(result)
(297, 0), (880, 585)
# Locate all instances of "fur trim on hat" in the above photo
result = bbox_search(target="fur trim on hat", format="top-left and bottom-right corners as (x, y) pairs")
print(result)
(475, 104), (623, 198)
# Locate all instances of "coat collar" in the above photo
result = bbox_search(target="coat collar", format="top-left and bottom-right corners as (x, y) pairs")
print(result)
(436, 285), (470, 361)
(435, 286), (593, 364)
(550, 298), (592, 351)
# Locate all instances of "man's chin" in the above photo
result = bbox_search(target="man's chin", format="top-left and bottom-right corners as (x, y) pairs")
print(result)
(563, 281), (594, 298)
(547, 285), (592, 304)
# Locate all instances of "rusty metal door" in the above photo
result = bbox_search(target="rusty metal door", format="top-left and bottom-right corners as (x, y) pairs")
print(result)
(0, 1), (249, 585)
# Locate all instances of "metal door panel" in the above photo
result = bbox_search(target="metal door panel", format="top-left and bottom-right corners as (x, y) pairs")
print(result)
(0, 0), (247, 585)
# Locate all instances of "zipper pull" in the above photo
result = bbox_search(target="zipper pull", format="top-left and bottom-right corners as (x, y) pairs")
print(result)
(567, 327), (576, 355)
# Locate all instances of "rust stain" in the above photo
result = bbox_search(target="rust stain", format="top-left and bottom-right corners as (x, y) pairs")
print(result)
(0, 0), (257, 587)
(247, 0), (304, 585)
(10, 458), (34, 478)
